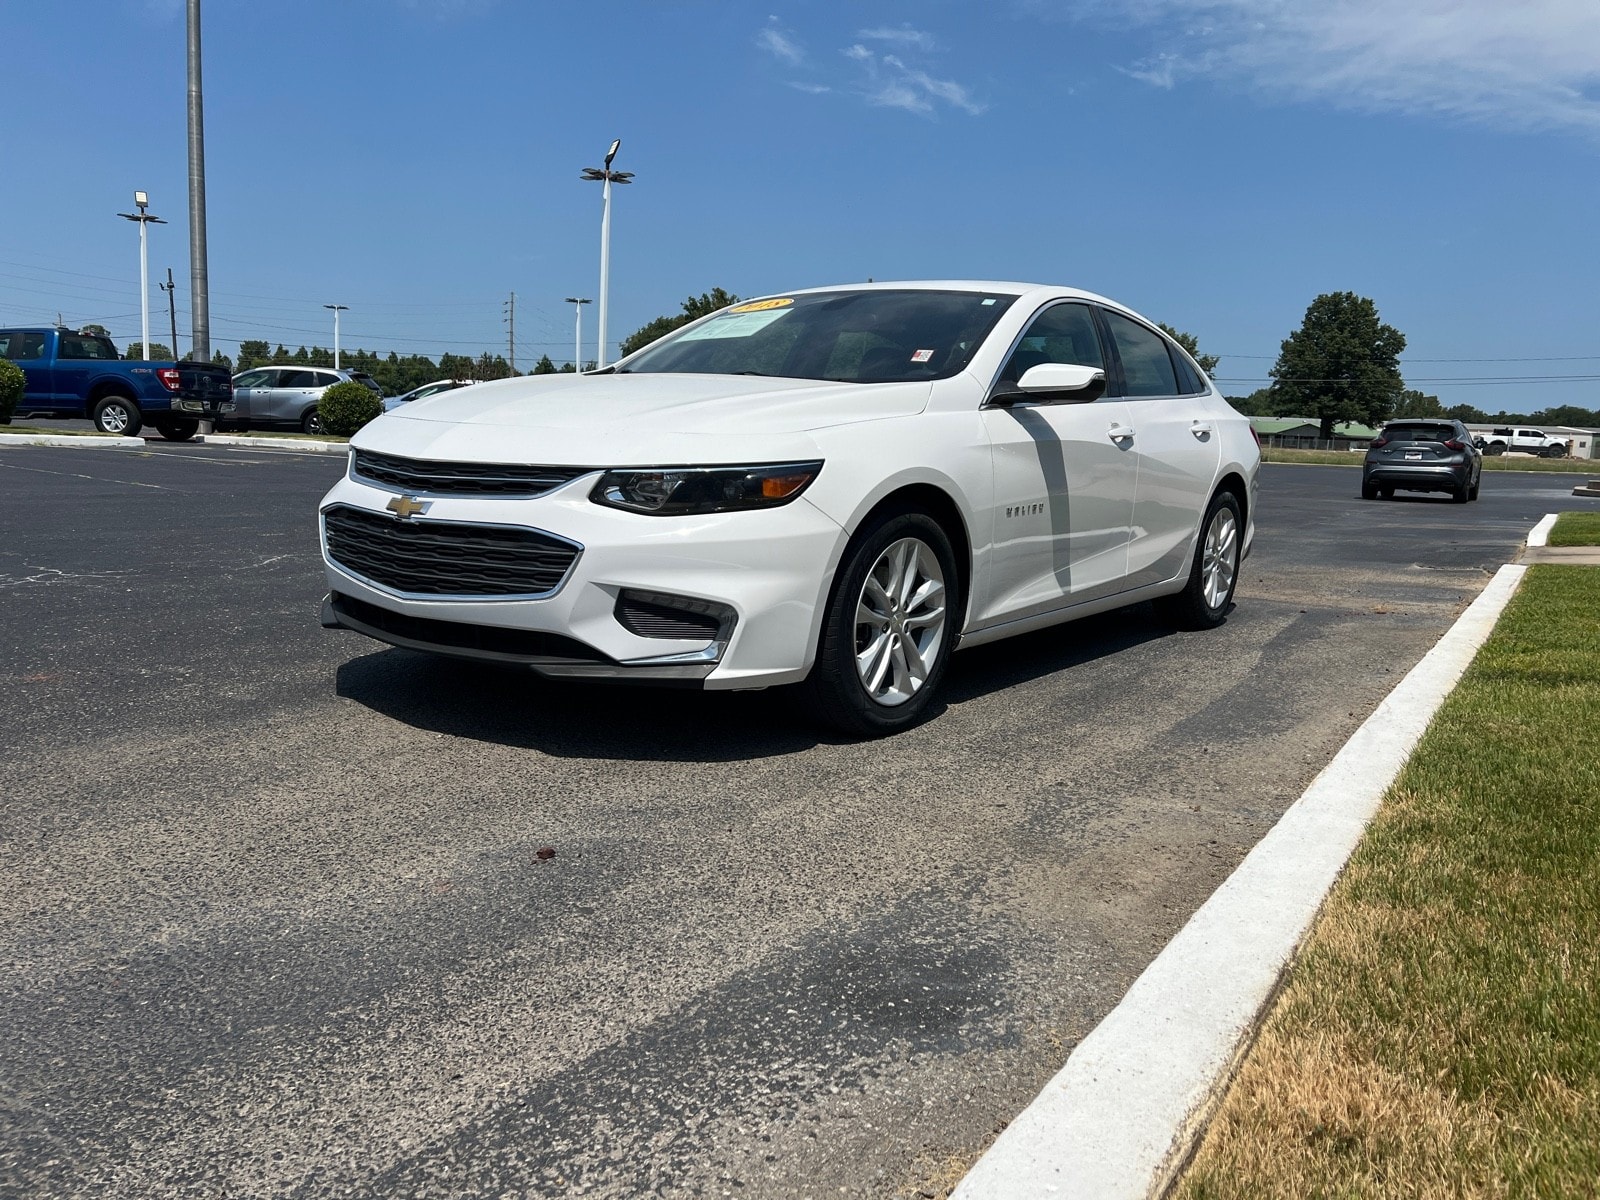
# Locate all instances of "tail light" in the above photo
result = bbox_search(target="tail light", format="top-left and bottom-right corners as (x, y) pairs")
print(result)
(1444, 439), (1465, 451)
(1370, 435), (1388, 448)
(156, 367), (182, 392)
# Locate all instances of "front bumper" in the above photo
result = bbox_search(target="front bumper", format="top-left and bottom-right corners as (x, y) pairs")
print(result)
(317, 469), (847, 689)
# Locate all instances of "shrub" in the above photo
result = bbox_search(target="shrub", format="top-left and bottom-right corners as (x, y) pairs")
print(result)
(318, 380), (381, 437)
(0, 358), (24, 424)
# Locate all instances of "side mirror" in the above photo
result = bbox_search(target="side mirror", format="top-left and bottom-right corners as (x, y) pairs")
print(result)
(989, 362), (1107, 407)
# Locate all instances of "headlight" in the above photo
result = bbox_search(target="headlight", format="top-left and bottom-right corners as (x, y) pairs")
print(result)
(590, 461), (823, 516)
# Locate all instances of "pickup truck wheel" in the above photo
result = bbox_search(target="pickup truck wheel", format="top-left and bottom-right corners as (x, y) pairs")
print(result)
(155, 419), (199, 442)
(1545, 443), (1567, 458)
(93, 396), (142, 437)
(302, 407), (326, 436)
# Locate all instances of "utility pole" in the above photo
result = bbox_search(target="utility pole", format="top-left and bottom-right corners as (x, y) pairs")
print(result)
(160, 268), (179, 359)
(186, 0), (211, 361)
(504, 292), (516, 373)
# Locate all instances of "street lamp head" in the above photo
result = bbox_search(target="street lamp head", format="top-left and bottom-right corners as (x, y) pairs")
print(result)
(581, 168), (606, 181)
(565, 297), (592, 305)
(134, 190), (148, 207)
(610, 172), (634, 184)
(605, 139), (621, 167)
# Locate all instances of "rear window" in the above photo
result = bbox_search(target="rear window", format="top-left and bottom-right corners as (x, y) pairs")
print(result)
(1385, 424), (1456, 442)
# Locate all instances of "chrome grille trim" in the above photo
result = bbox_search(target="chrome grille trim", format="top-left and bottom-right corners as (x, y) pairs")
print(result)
(351, 448), (592, 498)
(322, 505), (582, 601)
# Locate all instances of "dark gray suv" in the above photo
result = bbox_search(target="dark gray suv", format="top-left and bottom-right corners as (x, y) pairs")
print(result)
(1362, 419), (1482, 503)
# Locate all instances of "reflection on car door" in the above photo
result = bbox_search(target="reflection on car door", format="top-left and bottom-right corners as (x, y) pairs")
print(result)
(976, 301), (1138, 627)
(263, 369), (317, 424)
(230, 368), (275, 423)
(1099, 309), (1221, 590)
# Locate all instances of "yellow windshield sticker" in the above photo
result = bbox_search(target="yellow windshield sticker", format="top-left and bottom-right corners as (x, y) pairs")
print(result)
(727, 298), (793, 314)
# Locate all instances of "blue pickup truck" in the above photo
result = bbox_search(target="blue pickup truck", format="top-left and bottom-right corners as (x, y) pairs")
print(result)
(0, 327), (234, 440)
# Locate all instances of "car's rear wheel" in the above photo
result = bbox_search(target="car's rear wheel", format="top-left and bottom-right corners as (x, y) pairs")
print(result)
(804, 510), (957, 737)
(1156, 490), (1241, 631)
(303, 407), (326, 435)
(1451, 483), (1470, 503)
(1361, 478), (1379, 500)
(92, 395), (142, 437)
(155, 419), (199, 442)
(1380, 487), (1394, 500)
(1469, 477), (1481, 501)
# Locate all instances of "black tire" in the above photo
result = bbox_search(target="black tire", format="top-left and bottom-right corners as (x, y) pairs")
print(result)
(155, 419), (199, 442)
(1546, 443), (1567, 458)
(1156, 490), (1242, 631)
(803, 509), (960, 737)
(1380, 487), (1394, 500)
(92, 395), (142, 436)
(1451, 483), (1470, 503)
(1361, 478), (1379, 500)
(302, 406), (326, 436)
(1468, 477), (1481, 501)
(1486, 443), (1506, 456)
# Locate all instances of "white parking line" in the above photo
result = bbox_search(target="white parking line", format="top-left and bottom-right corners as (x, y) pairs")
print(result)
(952, 551), (1535, 1200)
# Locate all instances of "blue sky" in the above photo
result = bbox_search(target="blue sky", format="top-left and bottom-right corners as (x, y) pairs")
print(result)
(8, 0), (1600, 413)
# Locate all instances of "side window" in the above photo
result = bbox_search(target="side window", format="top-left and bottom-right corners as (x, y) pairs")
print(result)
(1172, 350), (1206, 395)
(315, 371), (341, 388)
(279, 369), (314, 388)
(1001, 302), (1105, 384)
(234, 369), (271, 388)
(14, 334), (49, 359)
(1102, 310), (1180, 398)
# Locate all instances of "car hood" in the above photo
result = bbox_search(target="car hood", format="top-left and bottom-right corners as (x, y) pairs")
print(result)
(352, 372), (931, 465)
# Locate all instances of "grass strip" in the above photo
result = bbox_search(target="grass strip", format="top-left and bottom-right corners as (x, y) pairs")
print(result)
(1175, 565), (1600, 1199)
(1549, 513), (1600, 547)
(1262, 446), (1599, 473)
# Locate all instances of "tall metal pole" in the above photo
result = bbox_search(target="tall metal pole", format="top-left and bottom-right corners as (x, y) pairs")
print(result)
(139, 218), (151, 359)
(505, 291), (516, 373)
(565, 297), (590, 371)
(325, 304), (348, 368)
(186, 0), (211, 360)
(598, 173), (612, 369)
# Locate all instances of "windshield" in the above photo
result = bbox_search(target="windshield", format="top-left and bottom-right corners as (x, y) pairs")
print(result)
(619, 289), (1018, 383)
(1385, 424), (1457, 442)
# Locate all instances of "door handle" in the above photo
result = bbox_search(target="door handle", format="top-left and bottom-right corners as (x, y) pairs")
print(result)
(1108, 424), (1135, 442)
(1191, 421), (1214, 438)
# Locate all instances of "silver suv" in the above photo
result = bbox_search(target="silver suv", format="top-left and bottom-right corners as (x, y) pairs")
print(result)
(229, 366), (383, 434)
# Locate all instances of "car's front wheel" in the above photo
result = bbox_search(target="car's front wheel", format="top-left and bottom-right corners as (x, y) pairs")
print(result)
(805, 510), (958, 737)
(92, 395), (142, 437)
(1156, 489), (1241, 631)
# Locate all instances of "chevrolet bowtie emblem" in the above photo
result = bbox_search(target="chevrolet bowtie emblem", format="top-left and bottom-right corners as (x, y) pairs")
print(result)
(386, 494), (431, 520)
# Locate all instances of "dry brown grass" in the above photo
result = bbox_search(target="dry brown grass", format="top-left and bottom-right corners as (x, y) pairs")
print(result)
(1173, 567), (1600, 1199)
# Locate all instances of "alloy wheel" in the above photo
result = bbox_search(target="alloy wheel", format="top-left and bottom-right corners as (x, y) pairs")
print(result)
(1201, 506), (1238, 611)
(853, 537), (947, 707)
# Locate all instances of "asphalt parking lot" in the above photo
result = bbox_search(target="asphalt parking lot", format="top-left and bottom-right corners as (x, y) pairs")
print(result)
(3, 445), (1595, 1199)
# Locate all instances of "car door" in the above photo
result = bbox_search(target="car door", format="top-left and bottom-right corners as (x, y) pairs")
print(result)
(263, 368), (316, 424)
(1, 332), (53, 404)
(230, 368), (276, 423)
(1098, 308), (1221, 590)
(975, 300), (1138, 626)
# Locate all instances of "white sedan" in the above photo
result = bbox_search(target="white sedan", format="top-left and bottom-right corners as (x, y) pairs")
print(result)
(318, 281), (1259, 735)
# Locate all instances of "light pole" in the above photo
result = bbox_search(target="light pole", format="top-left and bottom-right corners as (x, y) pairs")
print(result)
(564, 297), (591, 370)
(324, 304), (348, 368)
(117, 191), (166, 359)
(581, 139), (633, 368)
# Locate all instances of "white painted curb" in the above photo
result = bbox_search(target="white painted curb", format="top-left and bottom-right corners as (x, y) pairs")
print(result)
(199, 435), (348, 453)
(0, 433), (144, 448)
(1527, 512), (1558, 547)
(953, 562), (1531, 1200)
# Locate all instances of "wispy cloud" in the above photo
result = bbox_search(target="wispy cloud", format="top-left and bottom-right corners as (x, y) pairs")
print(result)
(756, 18), (805, 66)
(757, 20), (983, 117)
(1057, 0), (1600, 135)
(857, 26), (937, 52)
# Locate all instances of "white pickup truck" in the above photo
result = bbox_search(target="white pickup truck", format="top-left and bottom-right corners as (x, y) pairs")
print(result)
(1477, 427), (1569, 457)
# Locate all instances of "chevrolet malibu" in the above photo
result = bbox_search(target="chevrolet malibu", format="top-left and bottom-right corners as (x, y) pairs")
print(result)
(318, 282), (1260, 735)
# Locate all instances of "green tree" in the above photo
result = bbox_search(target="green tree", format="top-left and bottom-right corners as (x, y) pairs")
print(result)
(211, 350), (234, 372)
(1156, 323), (1220, 376)
(1269, 292), (1406, 438)
(473, 352), (513, 380)
(1445, 403), (1490, 424)
(1226, 388), (1275, 416)
(0, 358), (25, 424)
(1531, 404), (1600, 427)
(124, 341), (174, 361)
(532, 354), (558, 375)
(80, 323), (112, 338)
(1392, 388), (1444, 418)
(619, 287), (740, 358)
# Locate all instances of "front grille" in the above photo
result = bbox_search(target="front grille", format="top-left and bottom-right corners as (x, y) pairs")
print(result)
(352, 448), (590, 497)
(324, 505), (580, 597)
(330, 592), (606, 662)
(615, 595), (724, 640)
